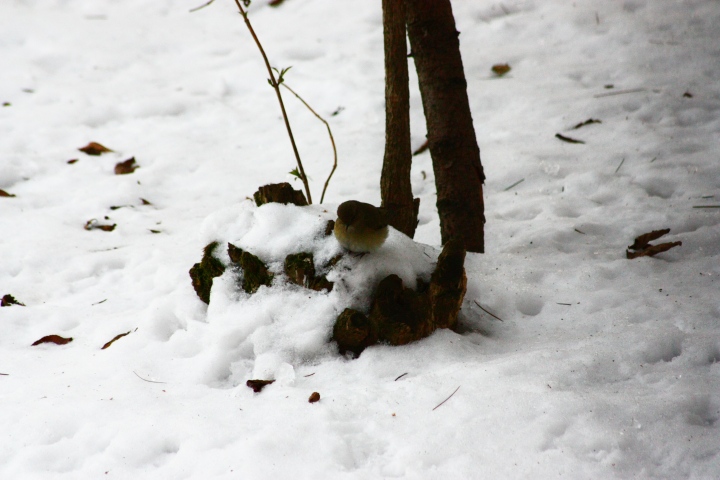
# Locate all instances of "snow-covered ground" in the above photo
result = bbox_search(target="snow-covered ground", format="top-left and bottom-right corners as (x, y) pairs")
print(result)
(2, 0), (719, 478)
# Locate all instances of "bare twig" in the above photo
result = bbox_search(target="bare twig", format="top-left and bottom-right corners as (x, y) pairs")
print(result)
(281, 83), (337, 204)
(503, 178), (524, 191)
(189, 0), (216, 12)
(594, 88), (646, 98)
(133, 371), (166, 384)
(474, 301), (503, 322)
(615, 157), (625, 173)
(233, 0), (312, 203)
(574, 228), (586, 234)
(432, 385), (460, 411)
(395, 372), (408, 381)
(693, 205), (720, 209)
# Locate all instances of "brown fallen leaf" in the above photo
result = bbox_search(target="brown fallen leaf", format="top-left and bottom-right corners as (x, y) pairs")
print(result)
(140, 198), (152, 205)
(32, 335), (73, 346)
(412, 139), (429, 156)
(628, 228), (671, 251)
(0, 189), (16, 197)
(627, 228), (681, 259)
(308, 391), (321, 403)
(246, 379), (275, 393)
(555, 133), (585, 144)
(491, 63), (511, 76)
(115, 157), (139, 175)
(269, 0), (285, 6)
(627, 242), (682, 259)
(67, 159), (79, 164)
(571, 118), (602, 130)
(1, 294), (25, 307)
(79, 142), (113, 156)
(101, 331), (131, 350)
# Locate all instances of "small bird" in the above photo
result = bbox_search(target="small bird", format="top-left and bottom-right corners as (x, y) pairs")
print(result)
(334, 200), (389, 253)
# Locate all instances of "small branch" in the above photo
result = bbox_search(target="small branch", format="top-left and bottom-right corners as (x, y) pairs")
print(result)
(574, 228), (586, 234)
(593, 88), (646, 98)
(432, 385), (460, 411)
(693, 205), (720, 209)
(615, 157), (625, 173)
(133, 371), (166, 384)
(474, 301), (503, 322)
(233, 0), (313, 204)
(189, 0), (215, 12)
(556, 302), (572, 306)
(395, 372), (408, 381)
(281, 83), (337, 204)
(503, 178), (524, 191)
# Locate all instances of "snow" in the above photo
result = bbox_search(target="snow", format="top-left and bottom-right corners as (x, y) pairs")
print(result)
(1, 0), (719, 478)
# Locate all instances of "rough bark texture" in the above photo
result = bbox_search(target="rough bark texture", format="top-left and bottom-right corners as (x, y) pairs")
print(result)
(228, 243), (274, 294)
(406, 0), (485, 252)
(380, 0), (418, 238)
(284, 252), (333, 292)
(253, 182), (308, 207)
(189, 242), (226, 304)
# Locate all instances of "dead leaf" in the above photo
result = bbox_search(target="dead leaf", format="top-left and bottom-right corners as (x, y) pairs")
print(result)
(84, 219), (116, 232)
(32, 335), (73, 346)
(246, 379), (275, 393)
(627, 242), (682, 259)
(67, 159), (79, 164)
(628, 228), (671, 251)
(308, 391), (321, 403)
(140, 198), (152, 205)
(79, 142), (113, 156)
(269, 0), (285, 6)
(1, 294), (25, 307)
(115, 157), (139, 175)
(412, 139), (429, 156)
(627, 228), (681, 259)
(101, 331), (131, 350)
(0, 189), (16, 197)
(555, 133), (585, 144)
(571, 118), (602, 130)
(491, 63), (511, 76)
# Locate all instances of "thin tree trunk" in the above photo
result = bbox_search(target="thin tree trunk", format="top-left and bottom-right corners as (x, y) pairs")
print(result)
(407, 0), (485, 252)
(380, 0), (418, 238)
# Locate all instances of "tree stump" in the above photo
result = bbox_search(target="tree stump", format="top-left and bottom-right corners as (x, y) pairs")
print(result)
(253, 182), (308, 207)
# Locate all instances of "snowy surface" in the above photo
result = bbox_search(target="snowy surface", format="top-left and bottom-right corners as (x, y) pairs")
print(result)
(2, 0), (720, 478)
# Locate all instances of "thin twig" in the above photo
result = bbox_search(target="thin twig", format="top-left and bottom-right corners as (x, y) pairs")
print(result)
(133, 371), (166, 384)
(474, 301), (503, 322)
(615, 157), (625, 173)
(556, 302), (572, 306)
(693, 205), (720, 209)
(503, 178), (524, 191)
(281, 83), (337, 204)
(233, 0), (312, 204)
(304, 372), (316, 377)
(432, 385), (460, 411)
(395, 372), (408, 381)
(574, 228), (586, 234)
(189, 0), (215, 12)
(593, 88), (646, 98)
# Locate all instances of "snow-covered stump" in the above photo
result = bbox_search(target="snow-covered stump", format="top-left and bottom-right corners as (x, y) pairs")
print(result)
(333, 238), (467, 355)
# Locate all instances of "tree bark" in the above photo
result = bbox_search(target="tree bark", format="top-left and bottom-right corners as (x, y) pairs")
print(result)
(407, 0), (485, 252)
(380, 0), (418, 238)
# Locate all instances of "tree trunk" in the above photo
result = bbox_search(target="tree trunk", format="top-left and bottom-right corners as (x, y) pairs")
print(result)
(406, 0), (485, 252)
(380, 0), (418, 238)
